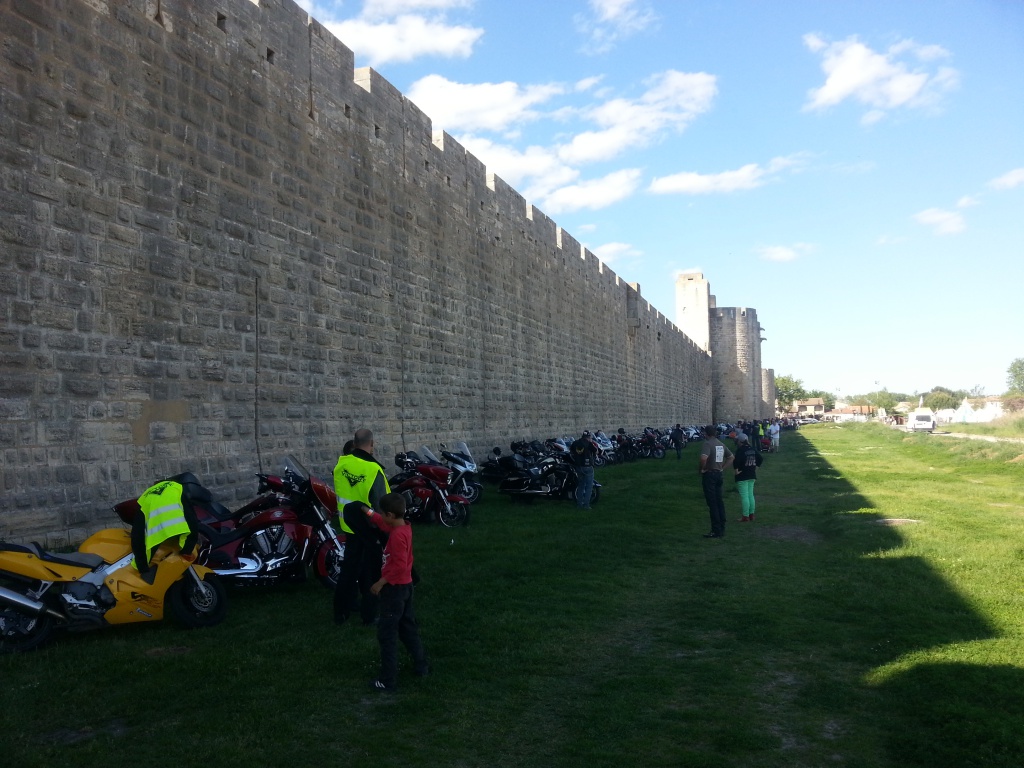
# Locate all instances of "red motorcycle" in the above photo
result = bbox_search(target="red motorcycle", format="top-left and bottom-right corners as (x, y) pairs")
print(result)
(113, 456), (346, 589)
(390, 451), (471, 527)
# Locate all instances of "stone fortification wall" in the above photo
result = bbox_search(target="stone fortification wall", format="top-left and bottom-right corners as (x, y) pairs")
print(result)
(0, 0), (711, 541)
(761, 369), (776, 419)
(709, 308), (762, 423)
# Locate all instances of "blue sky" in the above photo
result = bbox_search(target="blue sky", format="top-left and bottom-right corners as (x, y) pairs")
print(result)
(299, 0), (1024, 398)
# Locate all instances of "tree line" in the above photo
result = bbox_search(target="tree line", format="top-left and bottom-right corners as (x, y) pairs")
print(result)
(774, 358), (1024, 414)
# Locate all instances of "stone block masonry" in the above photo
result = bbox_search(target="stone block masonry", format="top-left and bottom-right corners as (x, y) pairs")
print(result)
(0, 0), (711, 541)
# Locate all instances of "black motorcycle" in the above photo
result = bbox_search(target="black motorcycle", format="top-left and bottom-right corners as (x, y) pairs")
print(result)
(498, 453), (600, 505)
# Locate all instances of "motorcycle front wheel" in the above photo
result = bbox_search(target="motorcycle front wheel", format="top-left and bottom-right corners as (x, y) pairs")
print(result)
(652, 447), (666, 459)
(458, 480), (483, 504)
(314, 538), (346, 590)
(439, 502), (470, 528)
(589, 485), (601, 506)
(167, 573), (227, 629)
(0, 606), (54, 654)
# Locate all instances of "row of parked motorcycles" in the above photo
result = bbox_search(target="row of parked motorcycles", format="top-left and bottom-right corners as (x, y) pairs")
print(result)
(0, 442), (494, 653)
(0, 425), (714, 652)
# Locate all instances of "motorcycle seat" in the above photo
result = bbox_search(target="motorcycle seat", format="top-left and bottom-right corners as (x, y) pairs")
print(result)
(5, 541), (105, 569)
(201, 500), (236, 522)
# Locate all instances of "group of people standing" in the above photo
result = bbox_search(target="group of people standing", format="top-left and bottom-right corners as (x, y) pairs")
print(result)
(697, 423), (771, 539)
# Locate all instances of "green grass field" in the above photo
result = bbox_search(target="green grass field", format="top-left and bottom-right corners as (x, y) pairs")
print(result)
(2, 422), (1023, 767)
(941, 414), (1024, 439)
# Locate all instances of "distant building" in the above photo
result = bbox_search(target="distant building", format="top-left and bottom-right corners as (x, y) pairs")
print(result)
(793, 398), (826, 417)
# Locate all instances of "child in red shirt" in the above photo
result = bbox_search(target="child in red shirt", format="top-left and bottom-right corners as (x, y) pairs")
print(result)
(367, 493), (428, 692)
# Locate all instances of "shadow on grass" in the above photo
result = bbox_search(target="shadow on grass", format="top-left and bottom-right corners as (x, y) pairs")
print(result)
(779, 429), (1014, 766)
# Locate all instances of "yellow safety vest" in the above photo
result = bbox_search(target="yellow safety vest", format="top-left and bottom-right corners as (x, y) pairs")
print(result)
(135, 480), (191, 568)
(333, 454), (390, 534)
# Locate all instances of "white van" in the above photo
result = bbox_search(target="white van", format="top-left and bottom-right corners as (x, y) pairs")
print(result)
(908, 410), (936, 433)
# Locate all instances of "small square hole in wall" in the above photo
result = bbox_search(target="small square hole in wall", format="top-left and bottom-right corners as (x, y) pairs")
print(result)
(344, 104), (351, 118)
(267, 48), (275, 64)
(217, 13), (227, 31)
(446, 175), (451, 186)
(374, 124), (381, 138)
(424, 160), (430, 170)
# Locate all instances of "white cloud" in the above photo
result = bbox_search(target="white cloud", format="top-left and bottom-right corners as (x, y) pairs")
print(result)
(575, 75), (605, 92)
(803, 35), (959, 123)
(914, 208), (966, 235)
(407, 75), (564, 134)
(649, 155), (803, 195)
(589, 241), (642, 265)
(323, 1), (483, 67)
(756, 243), (815, 263)
(576, 0), (657, 52)
(989, 167), (1024, 190)
(410, 68), (716, 217)
(542, 169), (643, 214)
(956, 195), (979, 208)
(559, 70), (717, 164)
(362, 0), (473, 19)
(456, 136), (579, 201)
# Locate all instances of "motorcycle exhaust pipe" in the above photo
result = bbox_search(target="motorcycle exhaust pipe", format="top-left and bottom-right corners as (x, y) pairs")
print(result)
(0, 585), (66, 623)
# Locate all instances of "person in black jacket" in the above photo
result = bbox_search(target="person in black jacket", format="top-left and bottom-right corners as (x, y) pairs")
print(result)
(733, 432), (763, 522)
(569, 431), (597, 510)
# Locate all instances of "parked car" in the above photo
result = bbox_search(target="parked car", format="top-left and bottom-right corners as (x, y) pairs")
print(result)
(907, 410), (936, 433)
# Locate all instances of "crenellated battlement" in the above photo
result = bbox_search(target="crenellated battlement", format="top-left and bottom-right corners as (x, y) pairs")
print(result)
(0, 0), (713, 543)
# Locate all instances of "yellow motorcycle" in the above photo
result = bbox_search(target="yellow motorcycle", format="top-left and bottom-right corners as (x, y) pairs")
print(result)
(0, 526), (227, 653)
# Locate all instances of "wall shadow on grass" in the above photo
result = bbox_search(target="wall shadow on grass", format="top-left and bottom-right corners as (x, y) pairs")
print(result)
(776, 429), (1017, 766)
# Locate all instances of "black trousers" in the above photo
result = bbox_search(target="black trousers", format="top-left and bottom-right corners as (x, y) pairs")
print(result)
(701, 471), (725, 536)
(377, 583), (427, 687)
(333, 530), (382, 624)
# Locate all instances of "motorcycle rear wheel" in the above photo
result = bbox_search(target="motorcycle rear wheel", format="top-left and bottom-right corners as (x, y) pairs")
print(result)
(652, 448), (666, 459)
(0, 607), (54, 654)
(167, 573), (227, 629)
(439, 502), (470, 528)
(589, 485), (601, 506)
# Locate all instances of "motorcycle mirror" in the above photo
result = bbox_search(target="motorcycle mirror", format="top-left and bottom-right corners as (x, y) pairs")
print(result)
(492, 447), (501, 455)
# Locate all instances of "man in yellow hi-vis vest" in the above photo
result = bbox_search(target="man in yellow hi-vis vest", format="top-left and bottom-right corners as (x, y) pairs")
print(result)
(131, 473), (203, 583)
(333, 428), (390, 625)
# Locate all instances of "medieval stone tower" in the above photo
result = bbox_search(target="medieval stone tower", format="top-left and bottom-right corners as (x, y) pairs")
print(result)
(675, 273), (773, 423)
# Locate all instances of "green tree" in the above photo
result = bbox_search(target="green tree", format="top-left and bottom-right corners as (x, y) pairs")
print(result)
(775, 375), (807, 412)
(924, 392), (959, 411)
(1007, 358), (1024, 394)
(873, 390), (899, 412)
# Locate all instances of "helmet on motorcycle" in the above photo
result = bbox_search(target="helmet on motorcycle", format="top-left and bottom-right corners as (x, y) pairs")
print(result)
(582, 430), (591, 437)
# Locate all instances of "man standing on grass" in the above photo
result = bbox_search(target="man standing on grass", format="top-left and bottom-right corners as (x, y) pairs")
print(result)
(333, 428), (390, 625)
(698, 424), (733, 539)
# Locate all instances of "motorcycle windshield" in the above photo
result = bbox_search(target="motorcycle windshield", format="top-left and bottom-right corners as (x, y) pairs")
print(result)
(455, 441), (472, 460)
(282, 455), (311, 482)
(283, 455), (338, 515)
(420, 446), (442, 464)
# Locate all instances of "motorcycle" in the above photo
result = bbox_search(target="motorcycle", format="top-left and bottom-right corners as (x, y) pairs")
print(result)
(639, 429), (666, 459)
(113, 457), (346, 590)
(593, 431), (618, 465)
(390, 453), (471, 527)
(498, 453), (601, 505)
(0, 523), (226, 653)
(438, 442), (483, 504)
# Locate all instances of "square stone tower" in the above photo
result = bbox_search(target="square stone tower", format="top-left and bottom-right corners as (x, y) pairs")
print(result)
(674, 272), (710, 352)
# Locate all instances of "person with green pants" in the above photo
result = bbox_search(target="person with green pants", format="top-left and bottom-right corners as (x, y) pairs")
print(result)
(733, 432), (763, 522)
